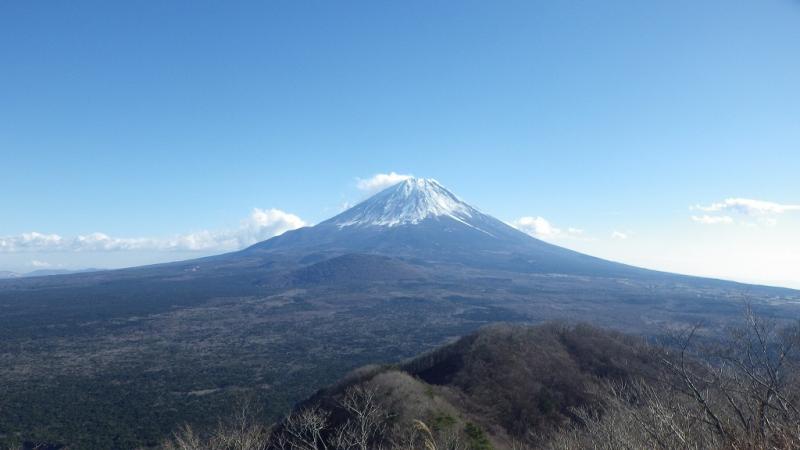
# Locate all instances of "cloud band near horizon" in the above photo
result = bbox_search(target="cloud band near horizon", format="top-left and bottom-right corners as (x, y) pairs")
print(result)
(0, 208), (305, 253)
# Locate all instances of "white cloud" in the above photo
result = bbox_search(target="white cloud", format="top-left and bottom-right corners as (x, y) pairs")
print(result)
(611, 231), (628, 240)
(691, 215), (734, 225)
(73, 233), (156, 251)
(356, 172), (413, 193)
(0, 232), (64, 251)
(233, 208), (307, 248)
(694, 198), (800, 217)
(760, 217), (778, 227)
(512, 217), (586, 241)
(692, 197), (800, 227)
(513, 216), (561, 239)
(0, 208), (306, 253)
(30, 260), (52, 268)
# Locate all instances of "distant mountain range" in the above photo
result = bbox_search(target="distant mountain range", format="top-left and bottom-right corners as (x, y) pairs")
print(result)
(1, 178), (798, 449)
(0, 267), (102, 279)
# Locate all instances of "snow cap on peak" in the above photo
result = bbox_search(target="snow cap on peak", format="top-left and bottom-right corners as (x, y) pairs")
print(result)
(330, 177), (483, 228)
(395, 177), (444, 190)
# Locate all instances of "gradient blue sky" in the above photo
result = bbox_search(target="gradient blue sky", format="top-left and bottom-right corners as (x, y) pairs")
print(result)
(2, 1), (799, 287)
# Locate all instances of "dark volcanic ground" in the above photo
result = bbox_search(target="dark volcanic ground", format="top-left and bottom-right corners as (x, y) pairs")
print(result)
(1, 252), (798, 449)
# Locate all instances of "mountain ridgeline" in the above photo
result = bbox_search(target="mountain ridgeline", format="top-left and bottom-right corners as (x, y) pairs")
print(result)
(0, 178), (798, 449)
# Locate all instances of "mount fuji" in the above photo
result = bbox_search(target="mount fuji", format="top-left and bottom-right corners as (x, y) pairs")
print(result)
(243, 177), (651, 278)
(2, 177), (799, 449)
(2, 177), (795, 300)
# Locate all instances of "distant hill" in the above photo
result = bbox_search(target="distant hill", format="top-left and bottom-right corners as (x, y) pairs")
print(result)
(295, 323), (660, 448)
(25, 268), (103, 277)
(0, 267), (102, 279)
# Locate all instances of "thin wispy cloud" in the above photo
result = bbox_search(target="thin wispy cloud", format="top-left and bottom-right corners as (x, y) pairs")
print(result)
(356, 172), (413, 193)
(0, 208), (305, 253)
(691, 215), (734, 225)
(611, 231), (628, 240)
(694, 198), (800, 216)
(691, 198), (799, 226)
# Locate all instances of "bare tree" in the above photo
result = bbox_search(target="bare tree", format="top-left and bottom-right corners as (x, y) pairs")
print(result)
(332, 385), (390, 450)
(276, 406), (331, 450)
(657, 306), (800, 448)
(213, 397), (271, 450)
(387, 422), (425, 450)
(402, 419), (469, 450)
(548, 307), (800, 450)
(543, 307), (800, 450)
(162, 424), (205, 450)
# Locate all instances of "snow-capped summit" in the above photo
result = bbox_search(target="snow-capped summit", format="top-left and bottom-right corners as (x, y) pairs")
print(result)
(245, 176), (651, 278)
(329, 178), (483, 228)
(249, 176), (542, 256)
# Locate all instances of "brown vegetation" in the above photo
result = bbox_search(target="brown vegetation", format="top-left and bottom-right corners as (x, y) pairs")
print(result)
(549, 307), (800, 450)
(157, 309), (800, 450)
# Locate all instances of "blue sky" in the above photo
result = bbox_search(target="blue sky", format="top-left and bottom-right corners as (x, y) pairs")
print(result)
(2, 1), (799, 287)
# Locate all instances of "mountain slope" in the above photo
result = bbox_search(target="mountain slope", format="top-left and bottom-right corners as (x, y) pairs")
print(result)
(245, 178), (659, 278)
